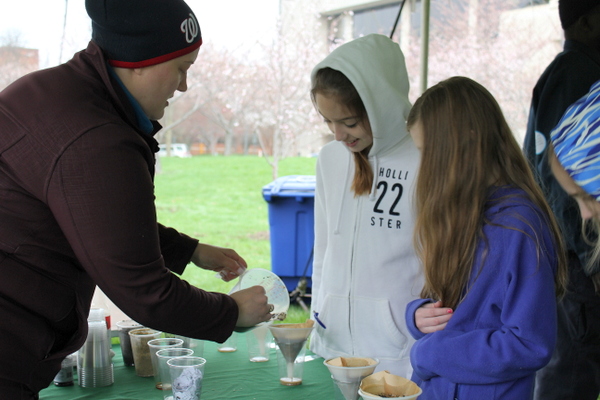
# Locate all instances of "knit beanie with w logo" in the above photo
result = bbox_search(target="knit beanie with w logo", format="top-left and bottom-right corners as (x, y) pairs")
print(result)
(85, 0), (202, 68)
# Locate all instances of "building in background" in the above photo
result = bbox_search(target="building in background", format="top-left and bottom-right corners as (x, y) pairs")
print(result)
(0, 46), (38, 90)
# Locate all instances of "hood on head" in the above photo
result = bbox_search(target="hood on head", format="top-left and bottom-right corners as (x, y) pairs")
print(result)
(311, 34), (412, 157)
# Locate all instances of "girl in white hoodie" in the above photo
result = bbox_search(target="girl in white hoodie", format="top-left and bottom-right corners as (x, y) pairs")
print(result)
(309, 34), (426, 378)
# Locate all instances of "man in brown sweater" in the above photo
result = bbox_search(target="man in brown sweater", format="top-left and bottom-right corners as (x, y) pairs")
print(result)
(0, 0), (272, 397)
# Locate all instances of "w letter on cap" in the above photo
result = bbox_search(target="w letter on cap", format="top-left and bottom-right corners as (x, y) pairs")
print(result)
(181, 13), (199, 44)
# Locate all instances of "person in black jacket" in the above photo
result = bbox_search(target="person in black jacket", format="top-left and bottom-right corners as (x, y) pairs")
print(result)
(523, 1), (600, 399)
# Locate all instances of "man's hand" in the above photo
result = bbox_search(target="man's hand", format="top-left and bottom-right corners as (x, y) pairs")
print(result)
(229, 286), (272, 327)
(190, 243), (247, 282)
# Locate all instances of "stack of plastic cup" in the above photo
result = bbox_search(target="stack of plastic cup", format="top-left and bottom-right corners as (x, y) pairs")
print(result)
(77, 308), (114, 387)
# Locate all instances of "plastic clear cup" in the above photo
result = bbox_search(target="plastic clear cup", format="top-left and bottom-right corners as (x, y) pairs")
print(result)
(217, 333), (238, 352)
(246, 325), (272, 362)
(156, 348), (194, 398)
(149, 338), (184, 389)
(168, 356), (206, 400)
(116, 320), (143, 367)
(128, 328), (162, 377)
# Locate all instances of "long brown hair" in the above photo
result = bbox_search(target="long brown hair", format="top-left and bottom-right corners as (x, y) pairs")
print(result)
(583, 217), (600, 292)
(407, 76), (567, 309)
(311, 67), (372, 196)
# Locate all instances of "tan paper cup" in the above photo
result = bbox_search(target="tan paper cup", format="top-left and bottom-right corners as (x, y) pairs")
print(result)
(359, 370), (422, 399)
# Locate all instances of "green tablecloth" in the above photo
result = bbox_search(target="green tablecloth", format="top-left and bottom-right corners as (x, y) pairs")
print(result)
(39, 332), (334, 400)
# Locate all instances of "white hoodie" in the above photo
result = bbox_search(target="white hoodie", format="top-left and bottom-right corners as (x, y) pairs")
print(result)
(309, 34), (423, 378)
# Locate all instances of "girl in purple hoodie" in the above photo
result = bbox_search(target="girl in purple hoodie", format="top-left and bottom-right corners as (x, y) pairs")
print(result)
(404, 76), (568, 400)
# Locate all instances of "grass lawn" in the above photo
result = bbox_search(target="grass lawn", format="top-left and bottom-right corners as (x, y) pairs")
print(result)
(155, 155), (317, 322)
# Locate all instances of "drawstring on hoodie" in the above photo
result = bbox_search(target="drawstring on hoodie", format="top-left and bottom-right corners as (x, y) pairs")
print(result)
(333, 156), (351, 235)
(369, 155), (379, 201)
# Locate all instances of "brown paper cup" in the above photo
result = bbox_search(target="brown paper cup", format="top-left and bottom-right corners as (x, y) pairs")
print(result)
(359, 370), (422, 399)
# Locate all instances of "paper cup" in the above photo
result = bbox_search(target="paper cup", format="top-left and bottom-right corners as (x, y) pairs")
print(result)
(359, 370), (422, 399)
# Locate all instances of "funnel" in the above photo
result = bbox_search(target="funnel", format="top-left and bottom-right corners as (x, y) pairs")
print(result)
(359, 370), (422, 400)
(269, 322), (314, 385)
(324, 357), (379, 400)
(230, 269), (290, 332)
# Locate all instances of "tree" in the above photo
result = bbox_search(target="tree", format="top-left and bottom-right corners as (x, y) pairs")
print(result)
(248, 0), (326, 179)
(158, 22), (325, 178)
(248, 33), (320, 177)
(157, 44), (268, 157)
(155, 45), (238, 155)
(192, 47), (257, 156)
(404, 0), (560, 142)
(0, 31), (38, 90)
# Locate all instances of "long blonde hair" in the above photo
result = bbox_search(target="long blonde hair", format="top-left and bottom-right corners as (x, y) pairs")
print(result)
(407, 77), (567, 309)
(311, 67), (373, 196)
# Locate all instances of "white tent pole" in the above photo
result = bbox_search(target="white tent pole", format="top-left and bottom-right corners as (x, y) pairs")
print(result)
(420, 0), (430, 94)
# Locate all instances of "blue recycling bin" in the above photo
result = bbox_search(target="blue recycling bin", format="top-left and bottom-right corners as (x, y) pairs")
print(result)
(262, 175), (315, 292)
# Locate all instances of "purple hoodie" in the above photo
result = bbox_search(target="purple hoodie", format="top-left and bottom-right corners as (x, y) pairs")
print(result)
(405, 186), (559, 400)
